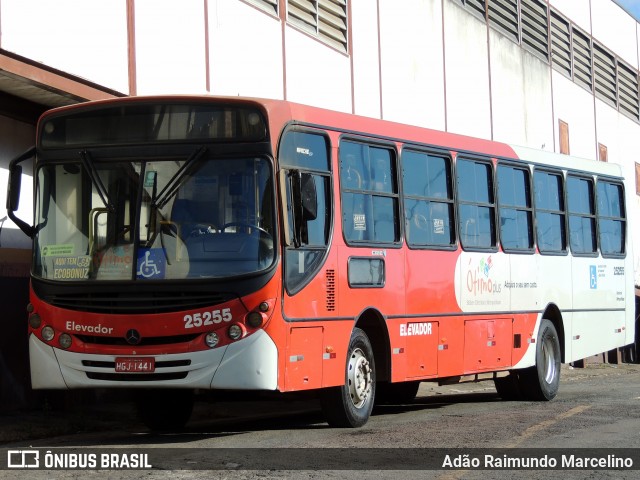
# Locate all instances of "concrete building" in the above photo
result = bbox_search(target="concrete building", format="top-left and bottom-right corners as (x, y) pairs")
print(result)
(1, 0), (639, 405)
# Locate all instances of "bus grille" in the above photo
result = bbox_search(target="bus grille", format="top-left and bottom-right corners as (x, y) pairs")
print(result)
(76, 334), (200, 346)
(85, 372), (189, 382)
(40, 291), (236, 314)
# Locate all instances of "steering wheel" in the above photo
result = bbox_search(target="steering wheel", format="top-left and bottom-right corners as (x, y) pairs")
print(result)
(221, 222), (272, 238)
(188, 223), (219, 237)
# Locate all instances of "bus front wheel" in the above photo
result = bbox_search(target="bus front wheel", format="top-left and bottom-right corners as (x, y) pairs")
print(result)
(320, 328), (376, 428)
(519, 319), (561, 401)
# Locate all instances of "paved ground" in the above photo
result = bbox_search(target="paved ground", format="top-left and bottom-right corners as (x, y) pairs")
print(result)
(0, 360), (636, 446)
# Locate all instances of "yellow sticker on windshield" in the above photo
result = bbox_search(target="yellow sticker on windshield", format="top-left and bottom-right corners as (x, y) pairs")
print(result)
(41, 244), (75, 257)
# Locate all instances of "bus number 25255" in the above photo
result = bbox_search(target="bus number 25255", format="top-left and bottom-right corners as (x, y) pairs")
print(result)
(183, 308), (232, 329)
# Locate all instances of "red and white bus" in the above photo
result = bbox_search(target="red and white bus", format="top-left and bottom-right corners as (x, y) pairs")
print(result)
(7, 96), (635, 429)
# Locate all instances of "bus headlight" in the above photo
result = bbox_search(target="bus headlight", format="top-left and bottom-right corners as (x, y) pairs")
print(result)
(59, 333), (72, 349)
(228, 324), (244, 340)
(205, 331), (219, 348)
(42, 326), (55, 341)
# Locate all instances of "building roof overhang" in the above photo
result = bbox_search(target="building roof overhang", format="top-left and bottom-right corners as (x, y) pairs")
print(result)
(0, 48), (126, 123)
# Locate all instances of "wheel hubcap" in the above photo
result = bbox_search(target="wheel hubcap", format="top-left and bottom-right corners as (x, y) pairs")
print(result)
(347, 348), (372, 408)
(541, 335), (557, 384)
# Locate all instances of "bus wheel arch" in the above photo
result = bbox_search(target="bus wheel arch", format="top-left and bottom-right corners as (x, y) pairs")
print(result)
(354, 308), (391, 383)
(320, 326), (376, 427)
(541, 303), (565, 363)
(319, 309), (389, 427)
(495, 306), (565, 401)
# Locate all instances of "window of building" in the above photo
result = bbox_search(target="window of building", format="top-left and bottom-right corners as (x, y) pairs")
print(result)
(618, 61), (640, 120)
(340, 140), (399, 244)
(533, 169), (566, 253)
(478, 0), (549, 60)
(244, 0), (278, 15)
(456, 158), (496, 250)
(597, 180), (625, 256)
(594, 43), (617, 107)
(598, 143), (608, 162)
(459, 0), (486, 20)
(402, 150), (455, 248)
(567, 175), (597, 255)
(287, 0), (348, 52)
(559, 120), (570, 155)
(572, 27), (593, 92)
(521, 0), (549, 60)
(458, 1), (640, 122)
(497, 164), (533, 251)
(550, 10), (571, 77)
(488, 0), (519, 43)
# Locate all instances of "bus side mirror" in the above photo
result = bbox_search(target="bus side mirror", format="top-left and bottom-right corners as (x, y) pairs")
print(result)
(7, 164), (22, 211)
(6, 146), (36, 238)
(291, 171), (318, 247)
(299, 172), (317, 221)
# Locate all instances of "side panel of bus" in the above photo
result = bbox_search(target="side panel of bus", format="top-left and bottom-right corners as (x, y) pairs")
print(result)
(277, 117), (634, 395)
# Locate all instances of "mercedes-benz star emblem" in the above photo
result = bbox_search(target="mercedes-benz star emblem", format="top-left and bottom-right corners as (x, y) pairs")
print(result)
(125, 329), (141, 345)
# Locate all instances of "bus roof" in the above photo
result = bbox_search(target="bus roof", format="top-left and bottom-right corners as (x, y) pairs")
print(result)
(39, 95), (623, 179)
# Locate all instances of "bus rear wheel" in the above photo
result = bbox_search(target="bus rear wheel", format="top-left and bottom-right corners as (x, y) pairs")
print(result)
(519, 319), (561, 401)
(135, 389), (194, 432)
(320, 328), (376, 427)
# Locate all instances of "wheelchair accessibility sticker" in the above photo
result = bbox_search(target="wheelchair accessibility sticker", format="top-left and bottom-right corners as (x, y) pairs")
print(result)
(137, 249), (165, 279)
(590, 265), (597, 289)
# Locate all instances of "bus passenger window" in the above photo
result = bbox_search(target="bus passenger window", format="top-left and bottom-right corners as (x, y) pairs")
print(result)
(567, 175), (597, 255)
(402, 150), (454, 248)
(340, 140), (399, 244)
(457, 159), (496, 250)
(533, 170), (566, 253)
(597, 181), (625, 256)
(497, 165), (533, 251)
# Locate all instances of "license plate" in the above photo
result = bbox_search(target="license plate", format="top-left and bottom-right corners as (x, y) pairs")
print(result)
(115, 357), (155, 373)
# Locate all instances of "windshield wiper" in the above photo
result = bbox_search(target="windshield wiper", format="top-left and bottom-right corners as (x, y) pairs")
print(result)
(79, 150), (115, 212)
(152, 145), (208, 210)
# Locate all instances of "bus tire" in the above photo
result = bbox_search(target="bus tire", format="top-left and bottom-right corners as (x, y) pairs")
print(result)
(135, 389), (194, 432)
(320, 328), (376, 427)
(519, 319), (561, 401)
(375, 381), (420, 405)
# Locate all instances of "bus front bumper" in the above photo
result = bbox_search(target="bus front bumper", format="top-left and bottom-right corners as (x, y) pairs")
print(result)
(29, 330), (278, 390)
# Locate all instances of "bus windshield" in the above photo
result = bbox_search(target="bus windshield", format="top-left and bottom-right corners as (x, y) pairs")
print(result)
(34, 155), (275, 281)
